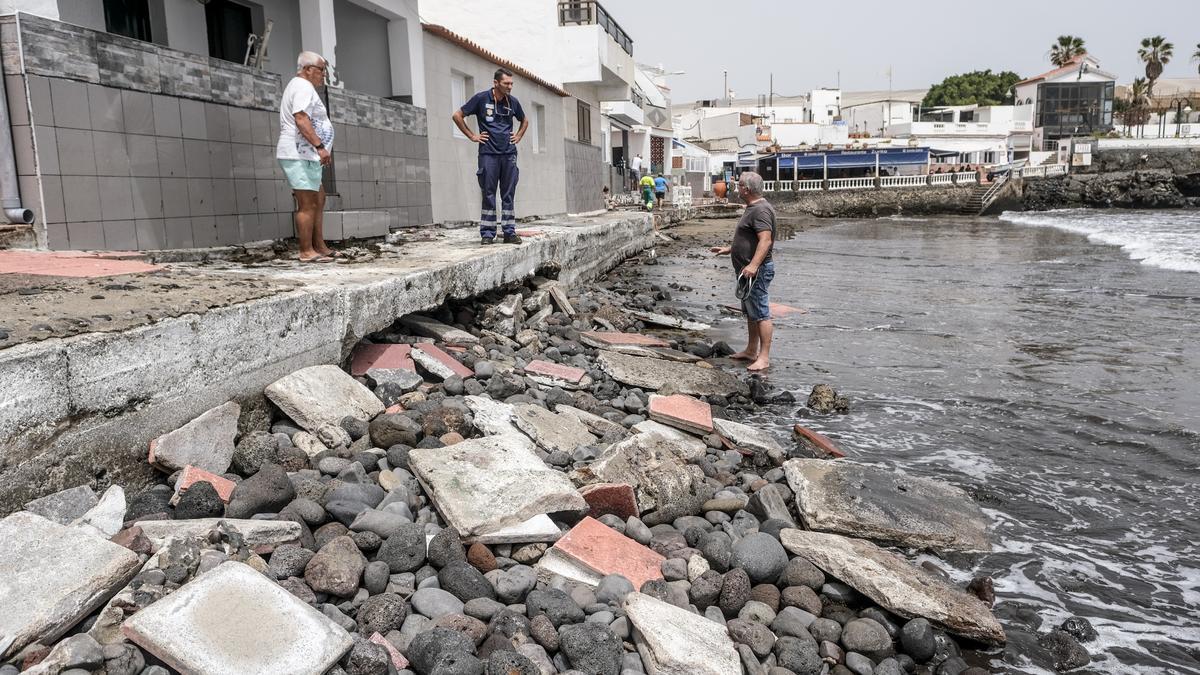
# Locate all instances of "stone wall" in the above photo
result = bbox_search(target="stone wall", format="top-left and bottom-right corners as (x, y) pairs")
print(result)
(1, 12), (431, 249)
(767, 185), (979, 218)
(565, 139), (604, 213)
(1021, 172), (1200, 210)
(1077, 145), (1200, 174)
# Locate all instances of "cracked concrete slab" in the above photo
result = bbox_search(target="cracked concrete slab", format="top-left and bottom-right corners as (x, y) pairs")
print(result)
(597, 351), (747, 397)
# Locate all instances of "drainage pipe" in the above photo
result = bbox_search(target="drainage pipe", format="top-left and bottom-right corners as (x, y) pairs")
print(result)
(0, 63), (35, 224)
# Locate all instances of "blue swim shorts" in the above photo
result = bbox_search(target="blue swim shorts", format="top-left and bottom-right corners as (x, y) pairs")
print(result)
(279, 158), (323, 191)
(738, 260), (775, 321)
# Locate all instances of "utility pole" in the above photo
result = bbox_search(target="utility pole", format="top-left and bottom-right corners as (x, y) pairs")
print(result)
(723, 69), (728, 105)
(887, 66), (893, 127)
(769, 73), (774, 107)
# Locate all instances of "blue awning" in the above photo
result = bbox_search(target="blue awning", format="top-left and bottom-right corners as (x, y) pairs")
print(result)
(765, 147), (929, 169)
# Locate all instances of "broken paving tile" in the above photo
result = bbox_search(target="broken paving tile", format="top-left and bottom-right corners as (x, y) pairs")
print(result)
(598, 351), (747, 397)
(350, 343), (414, 376)
(398, 314), (478, 345)
(23, 485), (98, 525)
(123, 561), (354, 674)
(792, 424), (846, 458)
(148, 401), (240, 474)
(630, 420), (707, 459)
(409, 435), (586, 537)
(536, 547), (603, 586)
(579, 483), (639, 520)
(713, 418), (785, 455)
(781, 529), (1005, 644)
(0, 512), (140, 659)
(571, 433), (709, 517)
(546, 284), (576, 316)
(647, 394), (713, 435)
(550, 517), (664, 590)
(72, 485), (125, 539)
(512, 404), (596, 455)
(134, 519), (302, 548)
(369, 631), (410, 671)
(411, 344), (474, 380)
(171, 465), (236, 505)
(624, 592), (741, 675)
(579, 331), (670, 349)
(627, 309), (711, 332)
(464, 395), (520, 436)
(465, 514), (563, 545)
(554, 404), (630, 440)
(265, 365), (384, 434)
(784, 459), (993, 552)
(524, 360), (587, 388)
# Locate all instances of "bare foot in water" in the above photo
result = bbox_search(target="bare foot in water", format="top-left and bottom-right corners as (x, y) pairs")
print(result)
(730, 351), (758, 361)
(747, 358), (770, 371)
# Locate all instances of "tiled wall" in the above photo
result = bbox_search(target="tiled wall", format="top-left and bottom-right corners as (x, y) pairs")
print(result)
(565, 139), (605, 214)
(1, 12), (431, 250)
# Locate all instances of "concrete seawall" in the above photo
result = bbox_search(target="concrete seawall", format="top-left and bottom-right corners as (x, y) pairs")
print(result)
(766, 184), (979, 217)
(0, 212), (653, 512)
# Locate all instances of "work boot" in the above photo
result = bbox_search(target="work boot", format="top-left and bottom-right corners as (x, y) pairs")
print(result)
(481, 237), (494, 245)
(503, 234), (523, 245)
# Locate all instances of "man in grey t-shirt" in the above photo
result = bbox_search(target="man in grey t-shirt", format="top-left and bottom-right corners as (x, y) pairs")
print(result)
(711, 171), (776, 371)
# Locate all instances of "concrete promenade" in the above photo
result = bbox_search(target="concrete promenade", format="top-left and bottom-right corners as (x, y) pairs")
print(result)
(0, 212), (653, 512)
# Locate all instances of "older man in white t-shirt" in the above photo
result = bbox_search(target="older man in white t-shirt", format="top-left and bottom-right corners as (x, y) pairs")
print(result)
(277, 51), (336, 262)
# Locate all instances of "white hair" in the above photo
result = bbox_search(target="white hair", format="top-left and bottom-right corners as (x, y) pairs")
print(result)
(296, 51), (325, 72)
(739, 171), (765, 196)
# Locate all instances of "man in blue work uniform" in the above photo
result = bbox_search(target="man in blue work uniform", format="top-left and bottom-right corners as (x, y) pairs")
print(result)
(452, 68), (529, 245)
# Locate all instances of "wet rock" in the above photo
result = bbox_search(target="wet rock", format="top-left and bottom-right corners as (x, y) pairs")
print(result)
(1058, 616), (1098, 643)
(597, 351), (748, 397)
(305, 536), (366, 598)
(966, 576), (995, 607)
(1038, 629), (1090, 671)
(806, 384), (849, 414)
(900, 618), (935, 662)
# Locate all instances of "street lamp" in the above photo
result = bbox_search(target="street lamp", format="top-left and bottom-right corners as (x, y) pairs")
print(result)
(1170, 97), (1193, 137)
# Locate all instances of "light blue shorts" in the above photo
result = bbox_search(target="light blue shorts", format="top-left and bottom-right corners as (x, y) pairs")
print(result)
(279, 158), (323, 191)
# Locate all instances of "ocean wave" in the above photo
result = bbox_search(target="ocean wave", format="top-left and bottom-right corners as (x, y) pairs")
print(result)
(998, 209), (1200, 274)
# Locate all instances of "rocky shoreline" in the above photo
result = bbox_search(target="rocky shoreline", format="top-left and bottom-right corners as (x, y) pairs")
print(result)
(1, 225), (1098, 675)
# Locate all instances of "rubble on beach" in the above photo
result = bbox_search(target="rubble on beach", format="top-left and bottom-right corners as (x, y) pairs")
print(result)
(0, 254), (1095, 675)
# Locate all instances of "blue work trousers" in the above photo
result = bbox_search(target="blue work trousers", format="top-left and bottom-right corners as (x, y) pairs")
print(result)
(477, 153), (519, 238)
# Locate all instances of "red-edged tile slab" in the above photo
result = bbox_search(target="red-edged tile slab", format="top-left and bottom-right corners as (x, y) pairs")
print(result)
(579, 483), (639, 520)
(172, 465), (236, 504)
(580, 332), (670, 348)
(792, 424), (846, 458)
(525, 360), (586, 384)
(412, 344), (474, 379)
(648, 394), (713, 435)
(552, 516), (665, 589)
(350, 344), (414, 377)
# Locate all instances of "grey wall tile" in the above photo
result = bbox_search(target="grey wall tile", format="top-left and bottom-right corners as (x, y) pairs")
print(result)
(255, 178), (277, 213)
(38, 175), (65, 223)
(17, 174), (42, 219)
(122, 90), (154, 134)
(253, 150), (276, 180)
(102, 219), (137, 249)
(205, 103), (229, 142)
(164, 216), (193, 248)
(208, 141), (232, 179)
(57, 128), (97, 175)
(127, 134), (158, 176)
(237, 213), (261, 240)
(161, 177), (189, 217)
(131, 177), (163, 218)
(191, 216), (217, 246)
(87, 84), (123, 132)
(179, 99), (207, 139)
(135, 218), (166, 249)
(183, 139), (211, 178)
(98, 176), (134, 220)
(234, 178), (257, 213)
(11, 124), (34, 176)
(228, 106), (252, 144)
(215, 215), (239, 244)
(27, 75), (53, 125)
(66, 221), (105, 249)
(5, 75), (29, 126)
(46, 221), (69, 249)
(211, 178), (235, 215)
(156, 137), (185, 177)
(231, 143), (255, 179)
(50, 78), (91, 129)
(151, 95), (181, 136)
(93, 130), (130, 176)
(187, 178), (213, 215)
(251, 110), (273, 146)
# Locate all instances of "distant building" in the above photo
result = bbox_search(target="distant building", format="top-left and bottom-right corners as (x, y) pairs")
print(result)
(886, 105), (1031, 165)
(1013, 55), (1116, 151)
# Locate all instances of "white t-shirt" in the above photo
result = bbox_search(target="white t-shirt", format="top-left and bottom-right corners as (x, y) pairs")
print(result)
(276, 76), (335, 161)
(631, 156), (643, 170)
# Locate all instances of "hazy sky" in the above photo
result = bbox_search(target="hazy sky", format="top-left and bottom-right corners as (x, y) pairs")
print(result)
(599, 0), (1200, 103)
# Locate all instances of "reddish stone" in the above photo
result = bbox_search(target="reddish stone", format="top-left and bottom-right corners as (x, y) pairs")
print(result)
(440, 432), (465, 446)
(385, 404), (404, 414)
(525, 360), (586, 384)
(579, 483), (639, 520)
(110, 526), (152, 554)
(172, 465), (236, 504)
(648, 394), (713, 434)
(551, 516), (665, 589)
(515, 229), (543, 237)
(792, 424), (846, 458)
(0, 250), (161, 277)
(351, 343), (414, 376)
(467, 542), (497, 573)
(580, 331), (670, 348)
(412, 344), (474, 379)
(369, 632), (410, 671)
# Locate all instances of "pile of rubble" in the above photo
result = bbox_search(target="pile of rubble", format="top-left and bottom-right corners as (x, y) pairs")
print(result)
(2, 271), (1092, 675)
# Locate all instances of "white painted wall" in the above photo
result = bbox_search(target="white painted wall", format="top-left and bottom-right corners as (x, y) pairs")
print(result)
(771, 122), (849, 147)
(162, 0), (207, 55)
(842, 101), (915, 136)
(2, 0), (58, 17)
(809, 88), (841, 122)
(257, 0), (304, 79)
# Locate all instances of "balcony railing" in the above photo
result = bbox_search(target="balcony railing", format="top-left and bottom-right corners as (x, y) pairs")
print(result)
(558, 1), (633, 56)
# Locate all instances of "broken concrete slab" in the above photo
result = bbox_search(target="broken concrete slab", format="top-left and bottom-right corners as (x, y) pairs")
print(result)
(0, 511), (141, 659)
(628, 309), (711, 332)
(792, 424), (846, 458)
(171, 465), (236, 505)
(409, 435), (587, 537)
(551, 517), (664, 590)
(630, 420), (707, 459)
(554, 405), (630, 440)
(648, 394), (713, 435)
(72, 485), (125, 539)
(596, 344), (704, 363)
(266, 365), (384, 434)
(147, 401), (240, 474)
(483, 293), (524, 336)
(579, 483), (639, 520)
(23, 485), (98, 525)
(350, 343), (415, 377)
(411, 344), (474, 380)
(624, 592), (741, 675)
(546, 284), (576, 317)
(513, 404), (596, 455)
(536, 547), (604, 587)
(713, 418), (786, 456)
(783, 459), (992, 552)
(134, 519), (302, 548)
(366, 367), (425, 394)
(464, 395), (520, 436)
(465, 514), (563, 545)
(781, 529), (1006, 645)
(398, 315), (479, 345)
(124, 561), (354, 674)
(598, 351), (747, 398)
(571, 433), (710, 518)
(579, 331), (670, 349)
(524, 360), (587, 389)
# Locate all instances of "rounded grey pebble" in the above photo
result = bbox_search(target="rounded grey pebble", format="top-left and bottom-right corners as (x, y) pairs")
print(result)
(730, 532), (788, 584)
(624, 517), (652, 545)
(595, 574), (635, 606)
(845, 651), (874, 675)
(809, 617), (842, 644)
(900, 617), (935, 662)
(363, 560), (390, 595)
(463, 597), (505, 622)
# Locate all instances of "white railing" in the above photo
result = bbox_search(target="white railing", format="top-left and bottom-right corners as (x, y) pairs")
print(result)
(880, 175), (927, 188)
(953, 171), (979, 184)
(1018, 165), (1046, 178)
(764, 181), (777, 192)
(672, 185), (693, 206)
(1045, 164), (1067, 176)
(796, 179), (823, 191)
(827, 177), (875, 190)
(928, 173), (955, 185)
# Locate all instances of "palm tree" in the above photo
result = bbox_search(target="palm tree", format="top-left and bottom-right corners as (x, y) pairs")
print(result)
(1049, 35), (1087, 66)
(1126, 78), (1151, 137)
(1138, 36), (1174, 100)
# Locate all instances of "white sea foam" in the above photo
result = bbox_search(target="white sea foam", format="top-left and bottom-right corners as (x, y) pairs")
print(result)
(999, 209), (1200, 273)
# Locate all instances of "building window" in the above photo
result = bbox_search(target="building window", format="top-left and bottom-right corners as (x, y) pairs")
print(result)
(451, 71), (475, 139)
(531, 103), (546, 153)
(206, 0), (255, 63)
(104, 0), (153, 42)
(577, 101), (592, 144)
